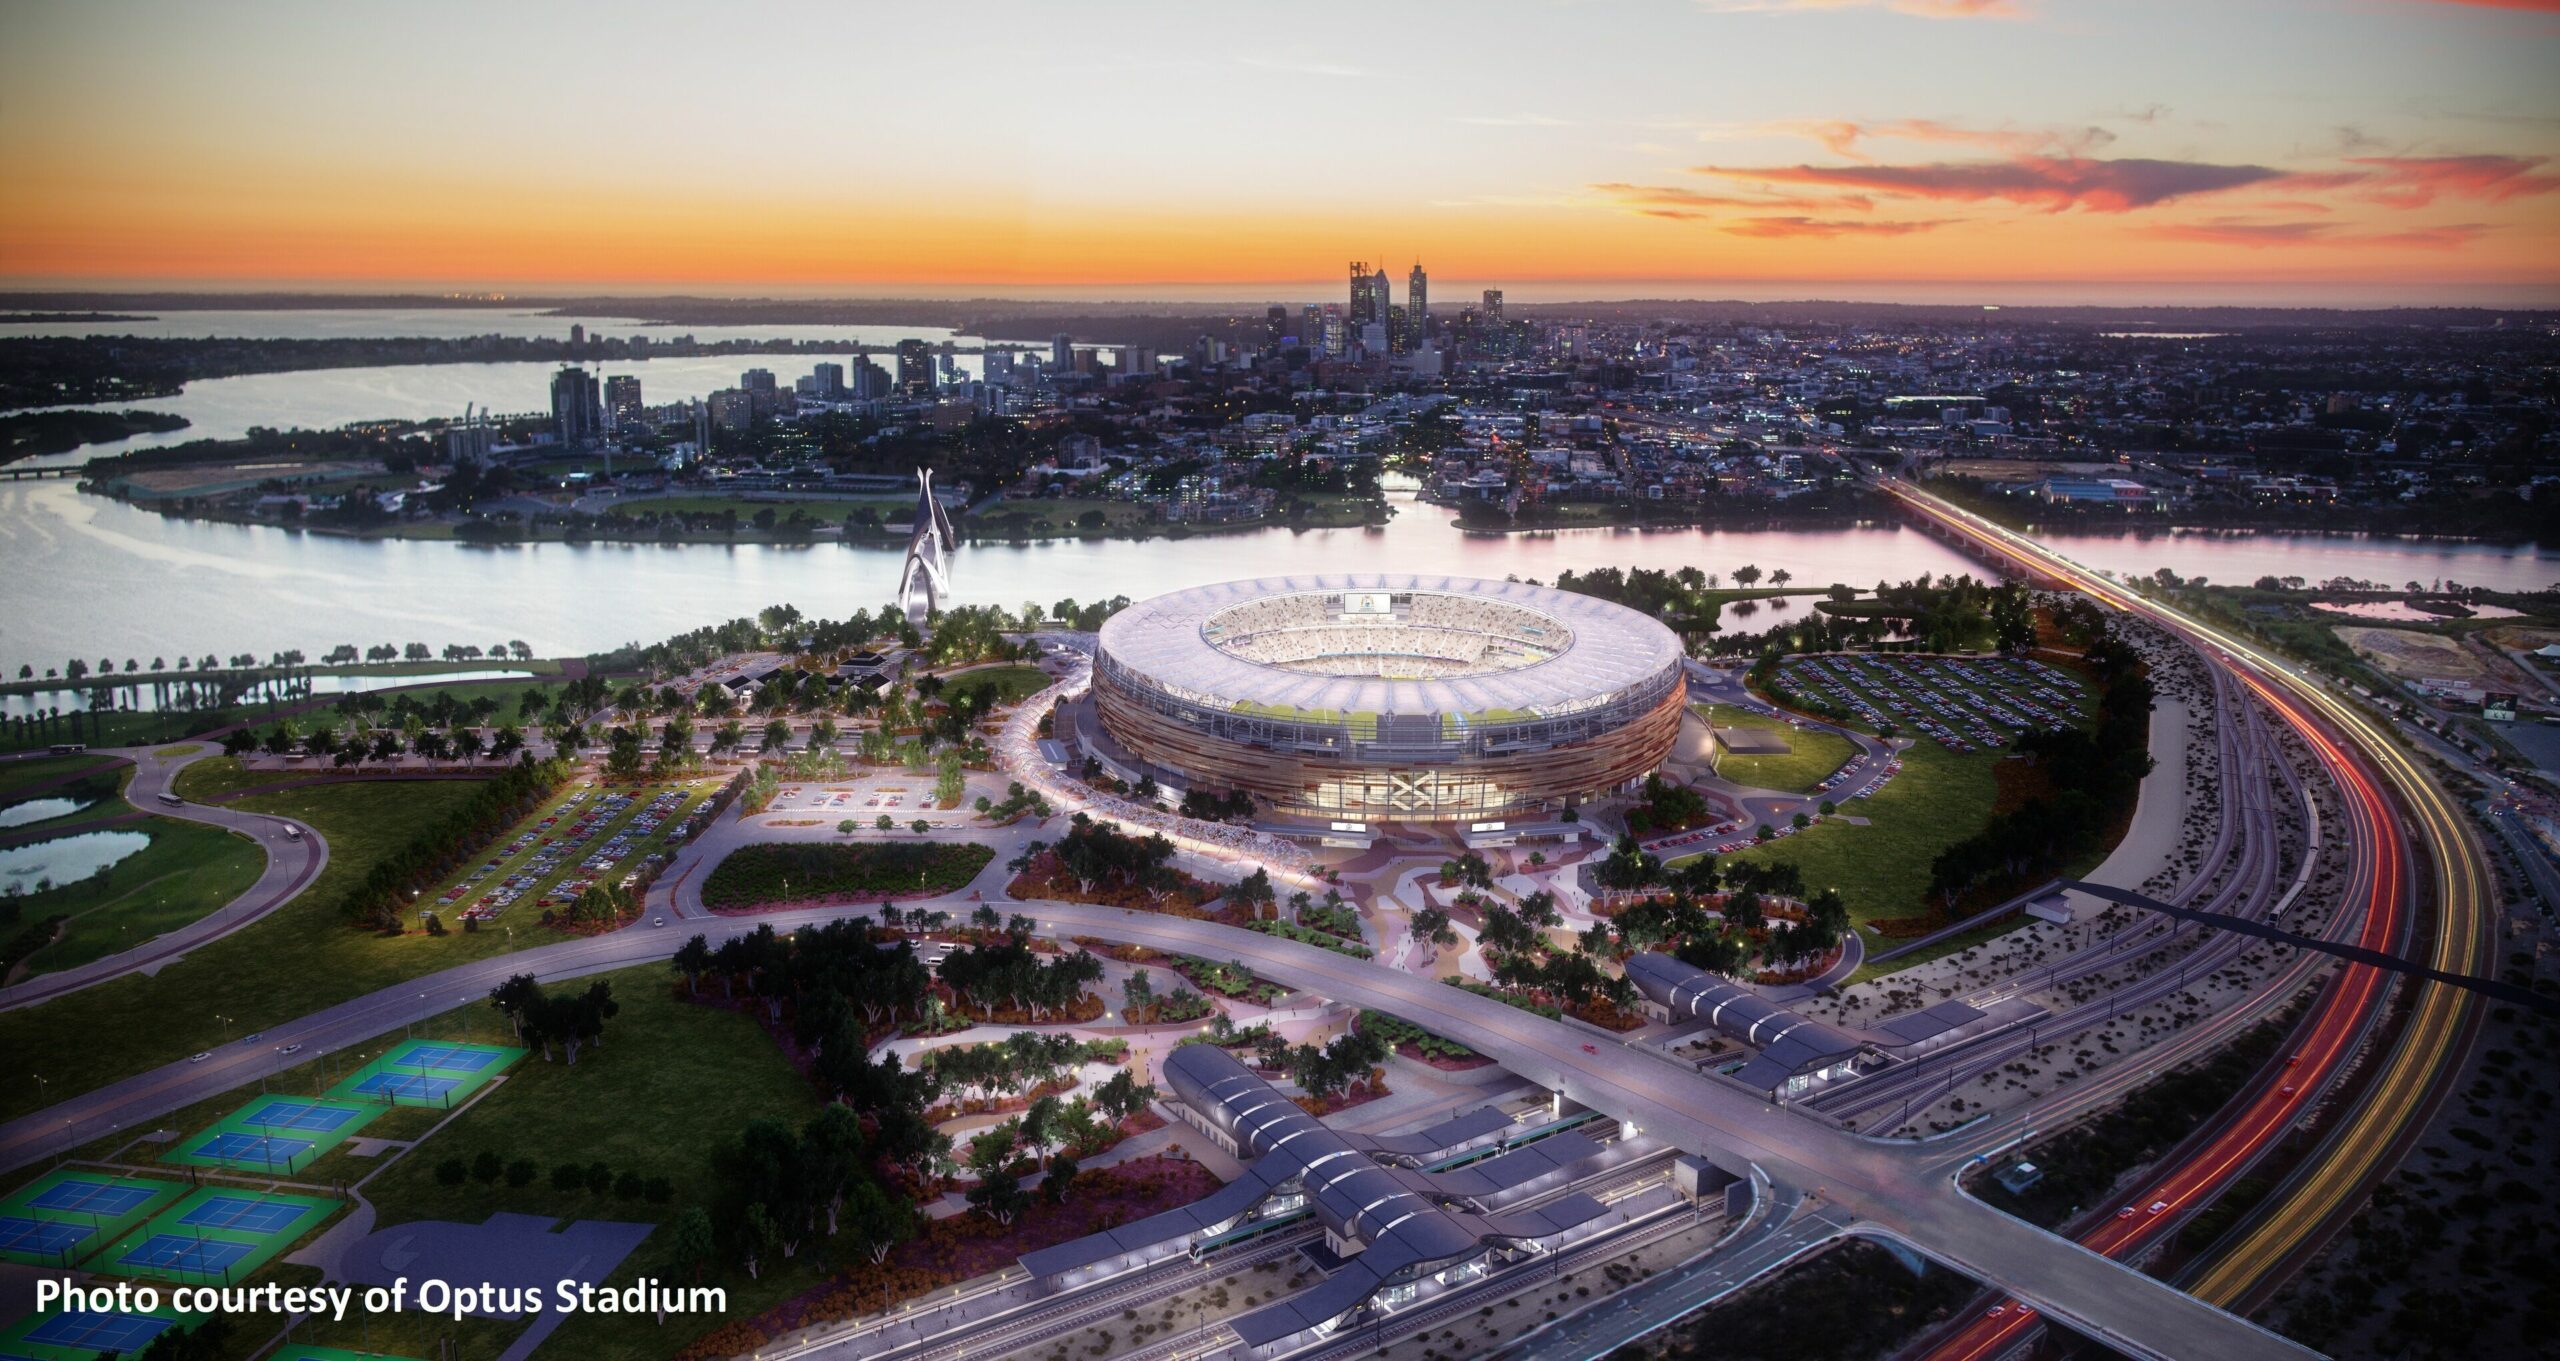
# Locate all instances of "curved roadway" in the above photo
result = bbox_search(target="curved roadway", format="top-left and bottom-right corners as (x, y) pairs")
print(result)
(0, 743), (325, 1012)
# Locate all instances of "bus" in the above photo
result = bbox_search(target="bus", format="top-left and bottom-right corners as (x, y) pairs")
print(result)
(277, 822), (303, 841)
(48, 742), (85, 755)
(156, 791), (185, 808)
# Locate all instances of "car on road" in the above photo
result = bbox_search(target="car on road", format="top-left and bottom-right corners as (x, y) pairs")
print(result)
(275, 1043), (302, 1055)
(188, 1052), (211, 1064)
(1581, 1043), (1599, 1055)
(243, 1033), (262, 1043)
(653, 916), (666, 927)
(2117, 1206), (2137, 1219)
(2147, 1200), (2169, 1215)
(1985, 1305), (2007, 1319)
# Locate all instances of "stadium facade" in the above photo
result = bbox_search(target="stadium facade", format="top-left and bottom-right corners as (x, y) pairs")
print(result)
(1086, 574), (1685, 837)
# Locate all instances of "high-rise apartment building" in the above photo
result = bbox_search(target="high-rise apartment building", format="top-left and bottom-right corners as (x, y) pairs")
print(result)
(740, 368), (777, 393)
(550, 367), (603, 446)
(1266, 305), (1289, 351)
(1482, 289), (1505, 324)
(1050, 333), (1074, 373)
(896, 339), (932, 395)
(1349, 261), (1390, 333)
(603, 375), (643, 430)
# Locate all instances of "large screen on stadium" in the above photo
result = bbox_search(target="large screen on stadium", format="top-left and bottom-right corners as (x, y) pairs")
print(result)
(1339, 591), (1395, 617)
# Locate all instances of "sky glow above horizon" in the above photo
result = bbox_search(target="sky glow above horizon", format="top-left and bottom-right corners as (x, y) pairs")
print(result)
(2, 0), (2556, 304)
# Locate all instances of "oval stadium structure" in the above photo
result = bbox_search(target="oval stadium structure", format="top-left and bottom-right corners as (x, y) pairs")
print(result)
(1088, 574), (1685, 830)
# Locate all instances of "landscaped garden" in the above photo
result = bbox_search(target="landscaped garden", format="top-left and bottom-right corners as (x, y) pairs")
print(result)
(699, 841), (994, 912)
(1699, 705), (1858, 794)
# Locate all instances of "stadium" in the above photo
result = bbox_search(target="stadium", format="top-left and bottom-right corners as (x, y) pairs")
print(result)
(1081, 574), (1686, 838)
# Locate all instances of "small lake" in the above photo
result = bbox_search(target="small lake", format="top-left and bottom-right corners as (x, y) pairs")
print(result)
(0, 798), (90, 830)
(0, 829), (149, 888)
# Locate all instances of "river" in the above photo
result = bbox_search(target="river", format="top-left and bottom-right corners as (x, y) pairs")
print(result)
(1, 478), (2550, 671)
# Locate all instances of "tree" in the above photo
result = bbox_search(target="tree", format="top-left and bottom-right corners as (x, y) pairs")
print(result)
(966, 1169), (1028, 1226)
(1732, 564), (1762, 588)
(1122, 967), (1157, 1019)
(668, 1207), (716, 1284)
(1043, 1152), (1081, 1204)
(1408, 906), (1459, 952)
(1230, 867), (1277, 920)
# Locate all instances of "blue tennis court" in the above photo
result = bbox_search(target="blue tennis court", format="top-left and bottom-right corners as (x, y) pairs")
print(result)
(0, 1217), (86, 1257)
(26, 1311), (172, 1351)
(192, 1132), (313, 1166)
(118, 1233), (253, 1275)
(28, 1178), (156, 1216)
(349, 1071), (461, 1101)
(241, 1099), (360, 1132)
(177, 1196), (306, 1234)
(398, 1044), (500, 1072)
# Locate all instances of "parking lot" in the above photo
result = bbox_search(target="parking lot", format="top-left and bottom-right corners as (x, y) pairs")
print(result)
(1775, 654), (2089, 754)
(431, 780), (714, 923)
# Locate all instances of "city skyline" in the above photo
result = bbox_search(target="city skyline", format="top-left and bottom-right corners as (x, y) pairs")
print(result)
(3, 0), (2557, 303)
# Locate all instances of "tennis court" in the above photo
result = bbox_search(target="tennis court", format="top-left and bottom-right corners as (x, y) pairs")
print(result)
(89, 1185), (338, 1286)
(240, 1099), (362, 1133)
(29, 1179), (158, 1217)
(0, 1171), (183, 1269)
(188, 1132), (314, 1169)
(347, 1072), (460, 1102)
(326, 1038), (525, 1109)
(23, 1310), (172, 1353)
(163, 1094), (377, 1172)
(0, 1217), (85, 1258)
(399, 1043), (501, 1072)
(179, 1196), (308, 1234)
(118, 1233), (254, 1275)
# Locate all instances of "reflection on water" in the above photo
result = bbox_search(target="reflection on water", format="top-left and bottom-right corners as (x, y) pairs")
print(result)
(0, 478), (2548, 672)
(0, 798), (88, 830)
(2, 668), (536, 718)
(0, 830), (149, 887)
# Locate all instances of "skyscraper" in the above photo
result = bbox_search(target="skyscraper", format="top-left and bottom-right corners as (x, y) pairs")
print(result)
(1406, 262), (1429, 351)
(1050, 332), (1074, 373)
(853, 358), (893, 400)
(1266, 305), (1288, 351)
(1349, 260), (1390, 332)
(550, 367), (602, 446)
(809, 363), (846, 400)
(896, 339), (932, 395)
(603, 374), (643, 430)
(1482, 288), (1505, 324)
(740, 368), (777, 392)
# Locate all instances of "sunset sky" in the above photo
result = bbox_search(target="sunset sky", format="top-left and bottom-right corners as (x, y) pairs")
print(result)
(3, 0), (2556, 303)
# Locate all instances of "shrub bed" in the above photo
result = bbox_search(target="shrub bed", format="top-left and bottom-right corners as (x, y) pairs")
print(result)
(701, 841), (994, 911)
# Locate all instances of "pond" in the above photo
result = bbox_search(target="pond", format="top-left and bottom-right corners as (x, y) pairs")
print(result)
(0, 798), (92, 831)
(0, 829), (150, 891)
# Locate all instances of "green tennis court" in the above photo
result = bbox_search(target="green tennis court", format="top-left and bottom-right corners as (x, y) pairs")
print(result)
(87, 1185), (337, 1285)
(161, 1094), (378, 1173)
(0, 1170), (183, 1268)
(325, 1038), (525, 1109)
(0, 1300), (195, 1361)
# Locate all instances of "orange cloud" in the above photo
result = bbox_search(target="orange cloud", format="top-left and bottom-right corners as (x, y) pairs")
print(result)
(1780, 117), (2112, 159)
(2343, 154), (2560, 206)
(1721, 216), (1954, 238)
(1591, 182), (1876, 217)
(2141, 218), (2490, 249)
(1700, 156), (2289, 211)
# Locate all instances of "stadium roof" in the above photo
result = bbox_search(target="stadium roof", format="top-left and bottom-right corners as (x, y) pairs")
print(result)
(1096, 574), (1683, 719)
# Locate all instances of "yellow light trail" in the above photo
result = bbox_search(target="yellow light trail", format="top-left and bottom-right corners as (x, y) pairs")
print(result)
(1880, 479), (2493, 1308)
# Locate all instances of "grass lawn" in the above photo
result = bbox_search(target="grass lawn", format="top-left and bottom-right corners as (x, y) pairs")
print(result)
(606, 494), (904, 519)
(938, 664), (1051, 708)
(1687, 737), (2000, 929)
(0, 754), (126, 799)
(307, 659), (565, 679)
(283, 965), (832, 1361)
(0, 708), (246, 755)
(963, 496), (1152, 538)
(1698, 705), (1857, 794)
(0, 777), (599, 1122)
(8, 807), (265, 976)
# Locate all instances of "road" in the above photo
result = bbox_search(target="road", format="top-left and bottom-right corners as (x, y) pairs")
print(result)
(1882, 479), (2489, 1358)
(0, 743), (326, 1012)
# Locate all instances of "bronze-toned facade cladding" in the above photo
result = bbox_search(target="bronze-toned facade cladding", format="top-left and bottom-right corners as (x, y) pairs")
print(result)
(1090, 575), (1687, 822)
(1092, 665), (1684, 820)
